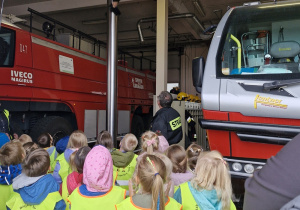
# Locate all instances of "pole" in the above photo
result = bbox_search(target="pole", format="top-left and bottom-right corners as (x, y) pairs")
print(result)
(155, 0), (168, 114)
(107, 0), (118, 147)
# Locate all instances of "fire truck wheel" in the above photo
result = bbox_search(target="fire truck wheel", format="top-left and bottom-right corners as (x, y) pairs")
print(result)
(131, 115), (144, 139)
(30, 116), (73, 144)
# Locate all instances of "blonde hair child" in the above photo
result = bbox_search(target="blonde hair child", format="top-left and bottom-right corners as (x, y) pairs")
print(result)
(18, 134), (32, 145)
(116, 154), (182, 210)
(174, 151), (236, 210)
(141, 131), (159, 154)
(53, 130), (88, 185)
(111, 133), (138, 191)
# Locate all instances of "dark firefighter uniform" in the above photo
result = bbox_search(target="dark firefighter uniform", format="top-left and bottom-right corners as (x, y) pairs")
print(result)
(150, 107), (183, 145)
(0, 109), (10, 135)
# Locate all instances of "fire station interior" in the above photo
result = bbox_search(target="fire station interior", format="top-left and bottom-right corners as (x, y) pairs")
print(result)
(1, 0), (292, 209)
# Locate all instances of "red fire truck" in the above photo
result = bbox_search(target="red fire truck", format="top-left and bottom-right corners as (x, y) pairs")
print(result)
(0, 15), (155, 143)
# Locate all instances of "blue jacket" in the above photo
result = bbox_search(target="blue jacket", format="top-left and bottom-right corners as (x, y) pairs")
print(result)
(7, 174), (65, 210)
(0, 164), (22, 185)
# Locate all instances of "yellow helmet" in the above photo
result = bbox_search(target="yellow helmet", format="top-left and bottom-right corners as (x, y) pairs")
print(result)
(177, 92), (187, 101)
(195, 96), (201, 103)
(186, 94), (192, 101)
(190, 95), (196, 102)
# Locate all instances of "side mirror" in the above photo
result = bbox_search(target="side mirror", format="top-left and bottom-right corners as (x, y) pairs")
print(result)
(192, 56), (205, 93)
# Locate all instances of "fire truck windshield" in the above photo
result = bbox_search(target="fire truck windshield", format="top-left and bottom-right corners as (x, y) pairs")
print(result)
(217, 2), (300, 80)
(0, 27), (15, 67)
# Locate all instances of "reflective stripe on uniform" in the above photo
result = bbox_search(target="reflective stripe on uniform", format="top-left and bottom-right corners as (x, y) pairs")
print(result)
(169, 116), (181, 131)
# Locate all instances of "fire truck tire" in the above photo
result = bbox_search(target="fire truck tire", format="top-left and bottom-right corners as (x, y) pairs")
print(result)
(30, 116), (73, 144)
(131, 115), (144, 139)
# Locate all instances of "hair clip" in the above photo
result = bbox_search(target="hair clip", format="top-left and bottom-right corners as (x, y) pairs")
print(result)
(146, 156), (157, 172)
(190, 147), (194, 153)
(154, 172), (159, 176)
(146, 139), (156, 147)
(220, 158), (227, 165)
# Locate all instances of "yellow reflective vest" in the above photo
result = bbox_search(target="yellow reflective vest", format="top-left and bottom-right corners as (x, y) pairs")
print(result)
(0, 184), (13, 210)
(55, 153), (72, 181)
(61, 176), (70, 210)
(6, 191), (62, 210)
(113, 154), (137, 190)
(115, 196), (182, 210)
(67, 185), (126, 210)
(46, 146), (58, 174)
(180, 182), (236, 210)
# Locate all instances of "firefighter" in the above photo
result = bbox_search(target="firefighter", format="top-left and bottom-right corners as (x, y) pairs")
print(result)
(150, 91), (183, 145)
(0, 103), (17, 140)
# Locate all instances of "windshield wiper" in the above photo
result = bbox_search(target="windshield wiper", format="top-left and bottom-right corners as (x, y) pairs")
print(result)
(263, 79), (300, 91)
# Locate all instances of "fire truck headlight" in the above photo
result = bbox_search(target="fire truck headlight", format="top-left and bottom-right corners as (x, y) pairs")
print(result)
(232, 163), (242, 172)
(244, 164), (255, 174)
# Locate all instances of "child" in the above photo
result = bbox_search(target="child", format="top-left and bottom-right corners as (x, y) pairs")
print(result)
(37, 133), (58, 173)
(111, 133), (138, 191)
(186, 143), (203, 172)
(141, 130), (159, 154)
(116, 154), (182, 210)
(53, 130), (88, 185)
(174, 151), (236, 210)
(61, 146), (90, 208)
(6, 148), (65, 210)
(0, 141), (24, 210)
(18, 134), (32, 145)
(165, 145), (194, 187)
(23, 142), (39, 156)
(95, 130), (114, 152)
(67, 145), (126, 210)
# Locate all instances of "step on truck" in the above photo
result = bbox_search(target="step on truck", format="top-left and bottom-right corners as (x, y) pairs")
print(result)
(193, 0), (300, 195)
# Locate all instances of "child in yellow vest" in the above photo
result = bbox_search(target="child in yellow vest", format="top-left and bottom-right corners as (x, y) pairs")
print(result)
(0, 141), (25, 210)
(174, 151), (236, 210)
(61, 146), (91, 208)
(6, 148), (65, 210)
(116, 154), (182, 210)
(53, 130), (88, 185)
(67, 145), (126, 210)
(37, 133), (58, 173)
(112, 133), (138, 191)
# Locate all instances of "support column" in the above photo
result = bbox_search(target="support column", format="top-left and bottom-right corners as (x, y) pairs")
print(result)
(154, 0), (168, 114)
(107, 0), (118, 145)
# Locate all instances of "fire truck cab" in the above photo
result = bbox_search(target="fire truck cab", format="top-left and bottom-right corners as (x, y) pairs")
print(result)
(193, 1), (300, 178)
